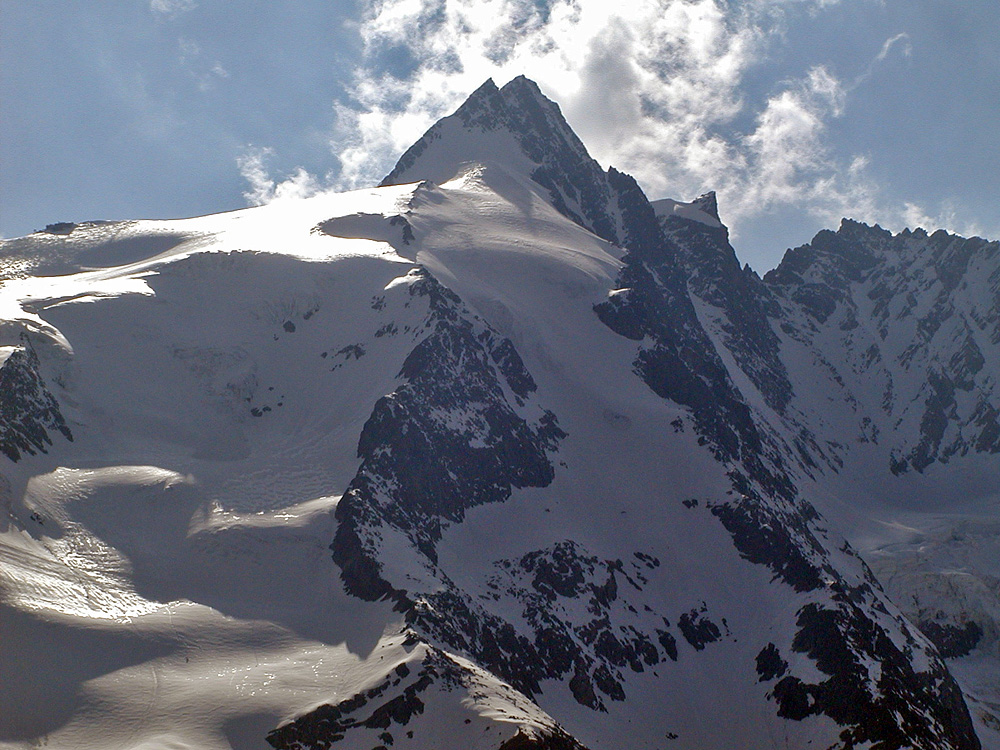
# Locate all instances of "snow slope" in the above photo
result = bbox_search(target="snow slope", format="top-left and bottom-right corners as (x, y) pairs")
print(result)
(0, 77), (991, 750)
(0, 186), (586, 750)
(661, 201), (1000, 747)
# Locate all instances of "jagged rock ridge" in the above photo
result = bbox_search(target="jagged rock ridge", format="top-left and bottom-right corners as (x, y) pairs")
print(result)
(764, 220), (1000, 474)
(0, 74), (995, 750)
(332, 267), (565, 603)
(0, 336), (72, 461)
(351, 77), (984, 750)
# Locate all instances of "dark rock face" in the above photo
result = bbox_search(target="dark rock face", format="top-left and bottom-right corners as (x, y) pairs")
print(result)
(327, 269), (674, 721)
(766, 603), (980, 750)
(659, 207), (792, 414)
(677, 605), (722, 651)
(755, 644), (788, 682)
(765, 222), (885, 325)
(374, 534), (697, 714)
(918, 620), (984, 659)
(765, 220), (1000, 475)
(331, 268), (564, 600)
(498, 728), (590, 750)
(0, 337), (73, 462)
(267, 661), (432, 749)
(709, 473), (825, 594)
(454, 540), (685, 709)
(43, 222), (77, 235)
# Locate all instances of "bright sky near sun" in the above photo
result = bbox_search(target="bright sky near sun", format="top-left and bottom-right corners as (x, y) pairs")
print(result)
(3, 0), (998, 270)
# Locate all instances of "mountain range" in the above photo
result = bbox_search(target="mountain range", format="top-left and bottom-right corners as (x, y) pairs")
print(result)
(1, 75), (998, 750)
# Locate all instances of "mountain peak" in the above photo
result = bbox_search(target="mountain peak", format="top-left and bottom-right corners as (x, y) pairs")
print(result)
(497, 75), (560, 117)
(476, 76), (499, 92)
(382, 76), (586, 184)
(3, 73), (996, 750)
(450, 77), (504, 130)
(692, 191), (719, 220)
(650, 192), (724, 229)
(836, 217), (891, 240)
(381, 76), (622, 243)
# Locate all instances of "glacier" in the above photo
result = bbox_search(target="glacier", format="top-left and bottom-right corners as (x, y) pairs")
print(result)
(0, 76), (997, 750)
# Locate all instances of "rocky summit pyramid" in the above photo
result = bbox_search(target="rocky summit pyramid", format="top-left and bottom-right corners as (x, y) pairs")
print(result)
(1, 76), (997, 750)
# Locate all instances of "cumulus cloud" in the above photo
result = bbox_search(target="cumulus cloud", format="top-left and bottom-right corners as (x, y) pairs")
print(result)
(328, 2), (733, 189)
(242, 3), (973, 256)
(323, 0), (889, 238)
(730, 65), (868, 222)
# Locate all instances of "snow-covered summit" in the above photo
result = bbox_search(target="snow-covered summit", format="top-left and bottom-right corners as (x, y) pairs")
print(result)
(651, 192), (723, 229)
(383, 76), (631, 245)
(764, 218), (1000, 475)
(0, 77), (995, 750)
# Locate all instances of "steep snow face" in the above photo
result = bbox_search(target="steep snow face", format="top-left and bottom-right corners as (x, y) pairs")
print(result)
(749, 220), (1000, 742)
(0, 77), (989, 750)
(663, 201), (1000, 742)
(382, 77), (626, 246)
(765, 220), (1000, 480)
(0, 186), (589, 750)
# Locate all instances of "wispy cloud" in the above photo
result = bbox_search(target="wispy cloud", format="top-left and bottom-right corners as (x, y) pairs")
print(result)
(876, 32), (912, 62)
(150, 0), (197, 18)
(237, 147), (274, 205)
(241, 3), (979, 251)
(327, 0), (875, 234)
(725, 65), (871, 225)
(902, 200), (984, 237)
(237, 146), (322, 205)
(178, 37), (229, 92)
(852, 31), (911, 87)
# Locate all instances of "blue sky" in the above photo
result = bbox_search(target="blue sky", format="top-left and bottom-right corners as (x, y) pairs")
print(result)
(3, 0), (998, 270)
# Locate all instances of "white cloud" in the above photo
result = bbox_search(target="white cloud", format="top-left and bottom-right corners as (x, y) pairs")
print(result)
(852, 31), (911, 87)
(876, 32), (912, 62)
(239, 2), (982, 257)
(178, 37), (229, 92)
(901, 200), (985, 238)
(237, 147), (322, 205)
(328, 0), (876, 233)
(150, 0), (197, 18)
(237, 147), (274, 206)
(732, 65), (863, 221)
(330, 0), (763, 191)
